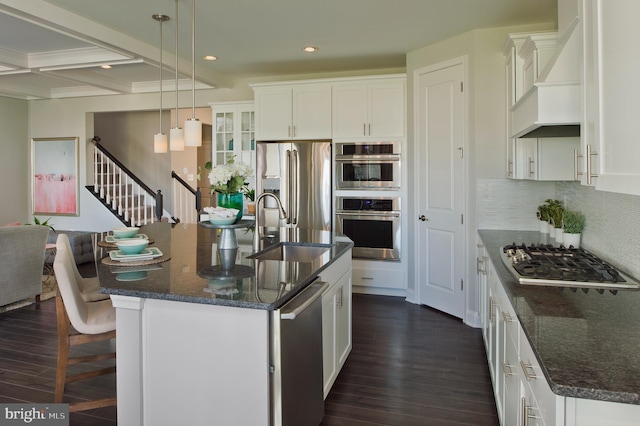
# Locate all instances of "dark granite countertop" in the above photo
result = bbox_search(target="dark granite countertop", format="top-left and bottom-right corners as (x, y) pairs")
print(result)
(97, 222), (353, 310)
(478, 229), (640, 405)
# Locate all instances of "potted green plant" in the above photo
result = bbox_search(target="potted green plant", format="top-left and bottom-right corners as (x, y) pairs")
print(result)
(545, 199), (564, 242)
(562, 209), (585, 247)
(537, 203), (550, 233)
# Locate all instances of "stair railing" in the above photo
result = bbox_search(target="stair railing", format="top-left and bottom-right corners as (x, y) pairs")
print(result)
(171, 171), (202, 224)
(91, 137), (162, 226)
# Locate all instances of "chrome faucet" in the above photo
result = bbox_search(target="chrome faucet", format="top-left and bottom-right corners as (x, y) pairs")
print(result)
(253, 192), (287, 252)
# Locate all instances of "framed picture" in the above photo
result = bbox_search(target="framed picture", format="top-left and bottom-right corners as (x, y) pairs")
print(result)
(32, 137), (79, 216)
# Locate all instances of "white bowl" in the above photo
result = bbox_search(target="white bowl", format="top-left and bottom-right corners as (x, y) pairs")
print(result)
(116, 239), (149, 255)
(209, 216), (237, 226)
(112, 227), (140, 239)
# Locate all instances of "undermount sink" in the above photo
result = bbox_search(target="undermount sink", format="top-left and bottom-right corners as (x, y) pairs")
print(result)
(248, 243), (332, 262)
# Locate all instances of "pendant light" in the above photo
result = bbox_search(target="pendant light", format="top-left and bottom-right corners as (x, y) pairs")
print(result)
(153, 13), (169, 153)
(170, 0), (185, 151)
(184, 0), (202, 147)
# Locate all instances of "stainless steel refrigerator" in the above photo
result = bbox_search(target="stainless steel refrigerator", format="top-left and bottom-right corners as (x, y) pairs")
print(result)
(256, 140), (332, 231)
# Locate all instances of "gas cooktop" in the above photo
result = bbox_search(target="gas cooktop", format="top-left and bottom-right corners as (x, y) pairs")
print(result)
(500, 243), (640, 292)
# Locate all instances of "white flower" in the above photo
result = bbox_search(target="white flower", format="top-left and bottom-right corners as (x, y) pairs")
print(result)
(207, 158), (253, 194)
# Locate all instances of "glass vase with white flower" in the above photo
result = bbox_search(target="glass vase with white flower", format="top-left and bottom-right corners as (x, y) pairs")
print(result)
(205, 157), (253, 222)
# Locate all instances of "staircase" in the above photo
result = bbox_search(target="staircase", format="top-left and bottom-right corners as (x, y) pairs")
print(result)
(87, 137), (162, 226)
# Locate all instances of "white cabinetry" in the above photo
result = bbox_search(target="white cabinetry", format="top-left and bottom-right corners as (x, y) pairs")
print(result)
(515, 137), (580, 180)
(503, 31), (579, 181)
(503, 34), (528, 178)
(332, 77), (405, 139)
(581, 0), (640, 195)
(320, 249), (352, 398)
(210, 101), (256, 184)
(351, 259), (406, 297)
(253, 83), (332, 141)
(478, 240), (563, 426)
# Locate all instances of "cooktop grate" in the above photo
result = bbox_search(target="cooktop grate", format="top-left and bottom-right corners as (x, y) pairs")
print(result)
(499, 243), (640, 292)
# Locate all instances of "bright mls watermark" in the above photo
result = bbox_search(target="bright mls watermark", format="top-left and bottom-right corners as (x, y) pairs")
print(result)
(0, 404), (68, 425)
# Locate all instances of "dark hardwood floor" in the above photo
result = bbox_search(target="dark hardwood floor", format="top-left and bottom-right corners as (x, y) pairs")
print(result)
(0, 292), (498, 426)
(321, 295), (499, 426)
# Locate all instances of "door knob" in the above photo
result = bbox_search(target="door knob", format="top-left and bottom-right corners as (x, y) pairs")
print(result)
(418, 215), (428, 221)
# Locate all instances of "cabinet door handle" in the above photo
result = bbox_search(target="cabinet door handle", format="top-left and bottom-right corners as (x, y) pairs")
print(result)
(288, 125), (291, 138)
(501, 362), (514, 377)
(501, 311), (514, 322)
(586, 144), (599, 185)
(507, 159), (513, 177)
(489, 297), (497, 322)
(520, 360), (537, 381)
(292, 125), (296, 138)
(528, 157), (535, 177)
(363, 123), (367, 136)
(522, 397), (539, 426)
(368, 123), (371, 135)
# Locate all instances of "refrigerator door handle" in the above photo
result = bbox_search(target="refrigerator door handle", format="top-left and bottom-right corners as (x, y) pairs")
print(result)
(286, 149), (293, 225)
(291, 149), (298, 225)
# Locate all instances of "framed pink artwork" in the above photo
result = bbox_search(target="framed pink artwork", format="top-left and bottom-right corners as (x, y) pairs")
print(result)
(32, 137), (79, 216)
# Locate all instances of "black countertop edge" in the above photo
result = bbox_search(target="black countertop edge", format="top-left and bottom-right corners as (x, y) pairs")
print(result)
(100, 240), (354, 311)
(478, 229), (640, 406)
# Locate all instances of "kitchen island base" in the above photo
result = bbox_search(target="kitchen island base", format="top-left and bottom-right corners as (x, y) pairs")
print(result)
(111, 296), (270, 426)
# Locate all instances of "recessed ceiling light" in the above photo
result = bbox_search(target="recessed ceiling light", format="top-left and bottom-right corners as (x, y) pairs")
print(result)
(202, 55), (218, 61)
(302, 46), (318, 53)
(101, 65), (112, 69)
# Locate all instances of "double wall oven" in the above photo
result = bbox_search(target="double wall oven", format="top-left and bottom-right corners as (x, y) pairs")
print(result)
(334, 141), (402, 261)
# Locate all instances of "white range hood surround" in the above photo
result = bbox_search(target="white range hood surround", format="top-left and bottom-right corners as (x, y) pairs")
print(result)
(511, 20), (582, 138)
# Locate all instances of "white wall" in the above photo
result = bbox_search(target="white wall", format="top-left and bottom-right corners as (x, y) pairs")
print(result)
(0, 96), (28, 225)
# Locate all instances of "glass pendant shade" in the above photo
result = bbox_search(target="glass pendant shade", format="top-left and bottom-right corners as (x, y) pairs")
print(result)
(170, 127), (185, 151)
(154, 133), (168, 153)
(184, 118), (202, 146)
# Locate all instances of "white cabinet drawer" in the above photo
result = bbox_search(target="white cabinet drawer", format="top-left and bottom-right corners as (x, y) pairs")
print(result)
(352, 264), (405, 289)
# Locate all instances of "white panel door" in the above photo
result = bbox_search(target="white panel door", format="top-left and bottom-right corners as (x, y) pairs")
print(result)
(416, 60), (465, 319)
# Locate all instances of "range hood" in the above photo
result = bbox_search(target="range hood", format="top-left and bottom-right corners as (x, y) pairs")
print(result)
(511, 23), (582, 139)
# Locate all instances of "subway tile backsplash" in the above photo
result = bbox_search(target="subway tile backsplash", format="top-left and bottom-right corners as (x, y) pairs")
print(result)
(477, 179), (640, 280)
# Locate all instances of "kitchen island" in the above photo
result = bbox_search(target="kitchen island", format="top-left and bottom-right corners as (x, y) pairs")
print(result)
(97, 222), (353, 426)
(478, 230), (640, 425)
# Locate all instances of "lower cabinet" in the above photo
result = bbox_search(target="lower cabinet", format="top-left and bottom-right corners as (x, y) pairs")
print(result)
(477, 238), (640, 426)
(351, 259), (406, 297)
(320, 250), (353, 398)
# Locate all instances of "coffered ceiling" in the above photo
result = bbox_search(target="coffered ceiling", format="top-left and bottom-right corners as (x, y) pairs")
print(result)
(0, 0), (557, 100)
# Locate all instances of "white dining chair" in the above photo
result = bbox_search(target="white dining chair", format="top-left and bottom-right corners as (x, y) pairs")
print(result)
(55, 233), (109, 302)
(53, 235), (116, 412)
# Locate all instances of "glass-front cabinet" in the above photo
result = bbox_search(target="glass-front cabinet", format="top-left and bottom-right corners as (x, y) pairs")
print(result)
(210, 101), (256, 189)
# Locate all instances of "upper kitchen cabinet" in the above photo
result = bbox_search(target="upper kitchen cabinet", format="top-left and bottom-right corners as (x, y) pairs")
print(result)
(503, 31), (580, 181)
(332, 76), (406, 139)
(504, 34), (529, 178)
(210, 101), (256, 185)
(515, 137), (580, 181)
(252, 83), (332, 141)
(581, 0), (640, 195)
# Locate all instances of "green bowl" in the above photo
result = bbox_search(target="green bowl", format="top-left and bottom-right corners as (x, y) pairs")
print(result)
(116, 239), (149, 255)
(112, 227), (140, 239)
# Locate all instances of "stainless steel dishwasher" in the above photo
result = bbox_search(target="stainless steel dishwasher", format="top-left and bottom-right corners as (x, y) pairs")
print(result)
(271, 279), (327, 426)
